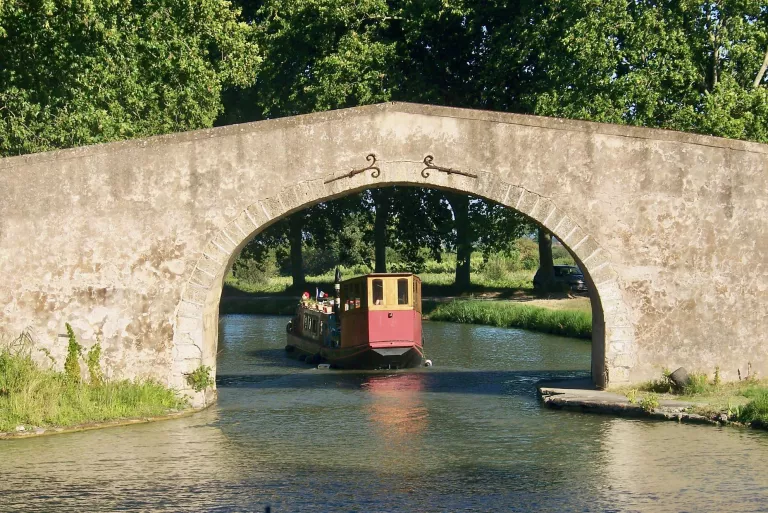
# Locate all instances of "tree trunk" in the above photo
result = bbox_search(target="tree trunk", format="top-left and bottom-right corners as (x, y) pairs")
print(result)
(754, 47), (768, 88)
(289, 214), (305, 289)
(534, 227), (555, 292)
(448, 193), (472, 291)
(372, 189), (390, 273)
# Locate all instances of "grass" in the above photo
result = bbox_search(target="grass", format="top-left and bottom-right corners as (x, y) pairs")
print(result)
(612, 370), (768, 427)
(0, 336), (187, 433)
(423, 300), (592, 339)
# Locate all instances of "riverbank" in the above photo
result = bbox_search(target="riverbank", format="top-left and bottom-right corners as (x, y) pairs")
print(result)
(219, 292), (592, 339)
(539, 378), (768, 430)
(424, 299), (591, 339)
(0, 335), (190, 436)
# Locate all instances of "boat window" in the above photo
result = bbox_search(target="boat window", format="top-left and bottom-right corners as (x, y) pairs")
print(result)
(397, 278), (409, 305)
(303, 314), (310, 331)
(372, 279), (384, 305)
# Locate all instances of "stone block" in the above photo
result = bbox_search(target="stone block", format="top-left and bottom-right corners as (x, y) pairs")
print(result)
(571, 235), (601, 264)
(176, 315), (202, 334)
(245, 203), (270, 227)
(259, 197), (284, 220)
(189, 268), (215, 289)
(503, 186), (524, 208)
(182, 283), (208, 306)
(612, 353), (637, 368)
(174, 343), (203, 362)
(609, 366), (631, 383)
(516, 190), (539, 215)
(529, 197), (556, 224)
(551, 215), (576, 242)
(195, 254), (224, 277)
(475, 174), (507, 204)
(562, 224), (585, 246)
(590, 265), (619, 286)
(177, 300), (203, 319)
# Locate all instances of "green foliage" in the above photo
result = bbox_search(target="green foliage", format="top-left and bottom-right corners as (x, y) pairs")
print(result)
(736, 389), (768, 425)
(0, 335), (185, 432)
(426, 300), (592, 339)
(185, 365), (213, 392)
(639, 393), (660, 413)
(64, 323), (83, 383)
(0, 0), (259, 157)
(626, 389), (638, 404)
(233, 256), (277, 284)
(86, 343), (103, 386)
(683, 373), (711, 396)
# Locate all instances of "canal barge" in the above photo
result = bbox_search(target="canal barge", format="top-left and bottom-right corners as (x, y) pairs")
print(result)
(286, 272), (424, 369)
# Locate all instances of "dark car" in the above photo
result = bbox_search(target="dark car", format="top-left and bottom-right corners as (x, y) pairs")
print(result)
(533, 265), (588, 293)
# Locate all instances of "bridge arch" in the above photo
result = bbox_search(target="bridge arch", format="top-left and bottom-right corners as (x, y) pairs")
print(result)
(175, 171), (629, 403)
(1, 102), (765, 407)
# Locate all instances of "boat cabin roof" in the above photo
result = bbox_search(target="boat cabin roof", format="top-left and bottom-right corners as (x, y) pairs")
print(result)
(338, 273), (422, 313)
(340, 272), (419, 284)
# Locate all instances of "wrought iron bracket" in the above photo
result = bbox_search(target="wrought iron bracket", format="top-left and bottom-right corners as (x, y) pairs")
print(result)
(324, 154), (380, 184)
(421, 155), (477, 179)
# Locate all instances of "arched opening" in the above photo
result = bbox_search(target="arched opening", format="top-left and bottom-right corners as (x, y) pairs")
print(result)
(172, 165), (631, 405)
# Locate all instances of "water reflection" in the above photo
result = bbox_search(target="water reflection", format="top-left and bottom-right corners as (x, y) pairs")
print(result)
(364, 373), (429, 465)
(1, 315), (767, 512)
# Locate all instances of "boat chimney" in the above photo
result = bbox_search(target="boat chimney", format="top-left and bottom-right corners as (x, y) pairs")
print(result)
(334, 267), (341, 314)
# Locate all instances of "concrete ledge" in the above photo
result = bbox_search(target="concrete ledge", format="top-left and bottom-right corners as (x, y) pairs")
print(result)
(537, 379), (718, 426)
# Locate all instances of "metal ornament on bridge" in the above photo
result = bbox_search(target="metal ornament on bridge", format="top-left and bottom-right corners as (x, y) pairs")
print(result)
(324, 153), (478, 183)
(324, 153), (381, 184)
(421, 155), (478, 179)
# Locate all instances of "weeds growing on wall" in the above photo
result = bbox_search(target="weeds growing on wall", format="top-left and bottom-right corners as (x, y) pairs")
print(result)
(0, 329), (186, 432)
(185, 365), (213, 392)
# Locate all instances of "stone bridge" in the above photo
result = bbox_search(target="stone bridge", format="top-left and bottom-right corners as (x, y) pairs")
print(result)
(1, 103), (766, 405)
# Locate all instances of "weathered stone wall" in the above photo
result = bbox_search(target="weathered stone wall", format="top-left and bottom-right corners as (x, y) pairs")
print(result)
(0, 103), (765, 406)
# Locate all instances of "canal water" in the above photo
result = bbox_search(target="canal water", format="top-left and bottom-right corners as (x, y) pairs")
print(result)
(2, 314), (768, 512)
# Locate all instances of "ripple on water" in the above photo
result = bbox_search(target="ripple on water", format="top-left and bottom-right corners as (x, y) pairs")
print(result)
(1, 315), (767, 512)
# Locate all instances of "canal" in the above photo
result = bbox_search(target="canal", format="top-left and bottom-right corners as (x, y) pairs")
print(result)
(2, 314), (768, 512)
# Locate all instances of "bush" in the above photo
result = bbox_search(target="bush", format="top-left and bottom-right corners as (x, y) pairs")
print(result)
(233, 257), (277, 284)
(514, 238), (539, 270)
(482, 254), (512, 282)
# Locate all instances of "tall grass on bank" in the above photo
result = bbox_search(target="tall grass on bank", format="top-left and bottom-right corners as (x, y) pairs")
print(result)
(425, 300), (592, 339)
(0, 333), (186, 433)
(737, 388), (768, 425)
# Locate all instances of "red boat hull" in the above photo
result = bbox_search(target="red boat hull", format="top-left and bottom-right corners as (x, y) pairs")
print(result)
(287, 332), (423, 369)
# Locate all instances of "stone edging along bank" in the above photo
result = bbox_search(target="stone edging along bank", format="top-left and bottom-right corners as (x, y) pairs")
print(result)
(0, 407), (207, 440)
(538, 383), (768, 431)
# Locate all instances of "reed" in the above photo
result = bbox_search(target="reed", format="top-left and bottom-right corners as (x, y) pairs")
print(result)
(425, 300), (592, 339)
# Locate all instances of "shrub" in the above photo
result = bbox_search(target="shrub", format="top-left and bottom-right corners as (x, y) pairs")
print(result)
(639, 393), (660, 412)
(482, 254), (511, 282)
(736, 389), (768, 424)
(683, 373), (710, 395)
(234, 257), (277, 284)
(185, 365), (214, 392)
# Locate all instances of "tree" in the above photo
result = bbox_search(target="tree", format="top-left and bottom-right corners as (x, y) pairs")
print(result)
(533, 228), (555, 293)
(371, 189), (391, 273)
(0, 0), (259, 157)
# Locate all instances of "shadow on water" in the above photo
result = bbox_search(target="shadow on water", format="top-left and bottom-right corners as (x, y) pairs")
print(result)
(216, 367), (590, 398)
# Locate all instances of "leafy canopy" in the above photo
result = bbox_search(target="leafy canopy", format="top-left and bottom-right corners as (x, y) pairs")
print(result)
(0, 0), (259, 157)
